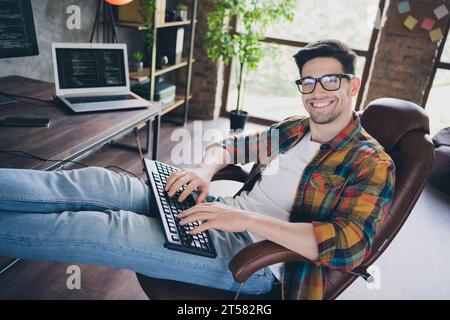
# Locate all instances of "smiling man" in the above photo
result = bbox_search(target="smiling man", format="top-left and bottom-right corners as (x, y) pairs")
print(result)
(168, 39), (396, 299)
(0, 40), (395, 300)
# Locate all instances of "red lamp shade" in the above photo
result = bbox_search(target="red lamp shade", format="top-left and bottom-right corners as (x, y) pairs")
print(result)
(105, 0), (133, 5)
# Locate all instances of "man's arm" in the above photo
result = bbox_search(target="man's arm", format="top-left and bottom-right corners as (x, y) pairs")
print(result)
(179, 157), (395, 267)
(245, 214), (319, 261)
(247, 158), (395, 267)
(166, 115), (299, 203)
(311, 159), (395, 270)
(165, 118), (282, 203)
(165, 146), (232, 204)
(199, 145), (232, 174)
(178, 203), (319, 261)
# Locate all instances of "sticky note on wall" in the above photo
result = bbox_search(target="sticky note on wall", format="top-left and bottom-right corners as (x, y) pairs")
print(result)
(404, 15), (418, 30)
(434, 4), (449, 20)
(421, 17), (436, 31)
(398, 1), (411, 14)
(429, 28), (444, 42)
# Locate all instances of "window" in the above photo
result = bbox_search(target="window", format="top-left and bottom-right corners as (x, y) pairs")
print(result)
(262, 0), (380, 51)
(425, 34), (450, 136)
(223, 0), (384, 123)
(441, 35), (450, 63)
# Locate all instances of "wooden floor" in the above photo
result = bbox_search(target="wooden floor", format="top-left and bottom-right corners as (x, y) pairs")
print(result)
(0, 116), (449, 299)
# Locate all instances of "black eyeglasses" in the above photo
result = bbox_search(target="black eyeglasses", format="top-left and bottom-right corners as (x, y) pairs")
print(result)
(295, 73), (354, 94)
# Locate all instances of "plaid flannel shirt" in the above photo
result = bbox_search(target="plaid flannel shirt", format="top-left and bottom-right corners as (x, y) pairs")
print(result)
(211, 113), (395, 300)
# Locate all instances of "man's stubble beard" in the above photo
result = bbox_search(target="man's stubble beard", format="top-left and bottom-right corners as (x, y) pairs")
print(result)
(309, 98), (342, 125)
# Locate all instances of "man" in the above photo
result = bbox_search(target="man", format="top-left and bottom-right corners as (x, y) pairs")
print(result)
(0, 40), (395, 300)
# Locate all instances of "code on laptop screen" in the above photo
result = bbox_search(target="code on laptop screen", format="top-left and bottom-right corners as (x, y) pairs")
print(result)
(56, 48), (127, 89)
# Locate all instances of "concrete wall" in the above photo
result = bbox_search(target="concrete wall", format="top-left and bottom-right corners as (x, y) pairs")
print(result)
(0, 0), (145, 82)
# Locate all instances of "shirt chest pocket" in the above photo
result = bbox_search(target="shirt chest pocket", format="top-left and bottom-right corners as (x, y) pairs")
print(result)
(309, 173), (346, 192)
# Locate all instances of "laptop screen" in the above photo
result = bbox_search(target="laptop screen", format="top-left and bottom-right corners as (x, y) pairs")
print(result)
(55, 48), (127, 89)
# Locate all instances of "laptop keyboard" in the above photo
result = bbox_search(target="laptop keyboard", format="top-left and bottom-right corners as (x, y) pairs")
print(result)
(66, 94), (136, 104)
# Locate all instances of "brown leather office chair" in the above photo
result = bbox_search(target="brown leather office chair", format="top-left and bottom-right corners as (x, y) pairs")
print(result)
(136, 98), (435, 300)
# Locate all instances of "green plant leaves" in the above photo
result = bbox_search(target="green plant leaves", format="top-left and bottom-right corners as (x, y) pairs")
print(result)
(139, 0), (156, 48)
(204, 0), (296, 110)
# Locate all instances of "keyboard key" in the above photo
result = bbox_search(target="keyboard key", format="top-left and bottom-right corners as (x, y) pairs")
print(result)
(168, 226), (177, 234)
(67, 94), (136, 104)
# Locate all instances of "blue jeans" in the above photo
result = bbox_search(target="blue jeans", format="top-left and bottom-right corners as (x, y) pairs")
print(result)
(0, 167), (275, 295)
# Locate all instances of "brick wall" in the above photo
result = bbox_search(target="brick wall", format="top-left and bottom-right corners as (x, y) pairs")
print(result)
(186, 0), (223, 120)
(363, 0), (442, 107)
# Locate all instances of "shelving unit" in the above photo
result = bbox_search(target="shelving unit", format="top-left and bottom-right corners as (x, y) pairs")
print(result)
(129, 58), (195, 80)
(116, 0), (198, 126)
(116, 19), (192, 30)
(162, 94), (193, 116)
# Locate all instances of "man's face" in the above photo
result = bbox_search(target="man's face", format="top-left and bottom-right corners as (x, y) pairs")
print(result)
(300, 57), (360, 125)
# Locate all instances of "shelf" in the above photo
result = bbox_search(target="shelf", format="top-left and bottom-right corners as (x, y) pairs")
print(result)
(156, 59), (195, 76)
(161, 95), (192, 116)
(116, 20), (192, 31)
(129, 68), (151, 82)
(115, 21), (149, 31)
(129, 59), (195, 81)
(157, 20), (192, 29)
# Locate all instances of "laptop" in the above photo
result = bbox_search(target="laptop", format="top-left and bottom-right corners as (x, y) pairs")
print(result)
(51, 43), (151, 113)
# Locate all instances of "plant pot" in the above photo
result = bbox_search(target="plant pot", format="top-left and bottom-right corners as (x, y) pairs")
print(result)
(130, 61), (144, 72)
(229, 110), (249, 131)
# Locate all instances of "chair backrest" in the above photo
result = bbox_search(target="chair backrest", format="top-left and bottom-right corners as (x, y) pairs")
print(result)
(324, 98), (435, 300)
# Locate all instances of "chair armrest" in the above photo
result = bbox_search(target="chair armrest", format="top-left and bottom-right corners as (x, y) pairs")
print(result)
(228, 240), (314, 283)
(211, 164), (249, 183)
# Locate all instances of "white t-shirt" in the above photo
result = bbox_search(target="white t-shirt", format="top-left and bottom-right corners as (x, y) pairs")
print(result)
(221, 132), (321, 279)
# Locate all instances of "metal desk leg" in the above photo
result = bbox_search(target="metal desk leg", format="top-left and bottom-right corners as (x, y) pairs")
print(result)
(144, 119), (151, 155)
(152, 115), (160, 161)
(110, 119), (152, 154)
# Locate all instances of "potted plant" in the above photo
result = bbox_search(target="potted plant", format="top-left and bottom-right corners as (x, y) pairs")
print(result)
(205, 0), (295, 130)
(176, 4), (188, 21)
(139, 0), (156, 66)
(131, 51), (144, 72)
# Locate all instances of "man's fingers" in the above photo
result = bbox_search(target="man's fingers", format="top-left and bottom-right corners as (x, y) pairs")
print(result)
(179, 212), (211, 225)
(196, 190), (208, 204)
(167, 175), (190, 197)
(164, 171), (186, 191)
(177, 180), (199, 202)
(178, 203), (214, 218)
(190, 222), (214, 235)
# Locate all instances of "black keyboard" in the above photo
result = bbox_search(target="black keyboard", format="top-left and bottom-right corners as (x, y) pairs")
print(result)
(66, 94), (136, 104)
(143, 159), (217, 258)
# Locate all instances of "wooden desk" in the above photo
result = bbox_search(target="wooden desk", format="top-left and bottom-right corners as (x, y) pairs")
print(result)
(0, 75), (160, 274)
(0, 76), (160, 170)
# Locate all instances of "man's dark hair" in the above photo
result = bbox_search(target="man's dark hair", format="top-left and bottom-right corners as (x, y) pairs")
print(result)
(293, 40), (357, 76)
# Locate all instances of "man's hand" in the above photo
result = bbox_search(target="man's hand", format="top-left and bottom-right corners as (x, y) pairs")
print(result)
(177, 202), (253, 235)
(164, 167), (215, 204)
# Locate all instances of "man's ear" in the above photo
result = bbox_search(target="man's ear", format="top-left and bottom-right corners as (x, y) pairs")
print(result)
(350, 76), (361, 97)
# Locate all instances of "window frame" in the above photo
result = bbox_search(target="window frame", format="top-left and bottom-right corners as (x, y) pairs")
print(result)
(423, 20), (450, 108)
(220, 0), (386, 126)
